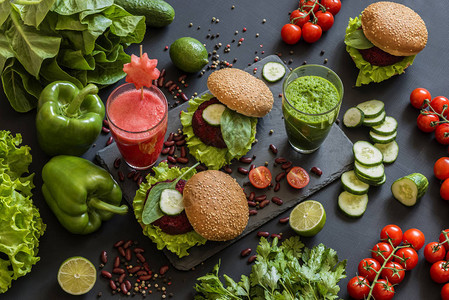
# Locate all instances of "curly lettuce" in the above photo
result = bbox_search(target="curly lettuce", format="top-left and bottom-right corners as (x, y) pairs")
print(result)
(345, 16), (415, 86)
(180, 93), (257, 170)
(133, 162), (206, 258)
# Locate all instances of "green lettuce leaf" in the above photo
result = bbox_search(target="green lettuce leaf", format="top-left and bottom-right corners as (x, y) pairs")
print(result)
(344, 29), (373, 50)
(345, 16), (415, 86)
(180, 93), (258, 170)
(221, 108), (253, 157)
(133, 162), (206, 258)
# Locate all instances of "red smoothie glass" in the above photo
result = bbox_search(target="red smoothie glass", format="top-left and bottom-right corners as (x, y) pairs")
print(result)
(106, 83), (168, 170)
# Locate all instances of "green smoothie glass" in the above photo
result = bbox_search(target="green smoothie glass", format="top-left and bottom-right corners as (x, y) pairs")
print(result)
(282, 65), (343, 154)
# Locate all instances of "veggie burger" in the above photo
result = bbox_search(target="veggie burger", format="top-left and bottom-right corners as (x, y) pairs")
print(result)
(344, 1), (428, 86)
(180, 68), (274, 170)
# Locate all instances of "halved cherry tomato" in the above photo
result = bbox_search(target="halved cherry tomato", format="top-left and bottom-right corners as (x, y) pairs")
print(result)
(381, 261), (405, 284)
(315, 11), (334, 31)
(417, 113), (439, 133)
(439, 229), (449, 251)
(394, 247), (418, 270)
(286, 167), (310, 189)
(347, 276), (370, 300)
(430, 96), (449, 117)
(290, 9), (310, 27)
(424, 242), (447, 264)
(358, 258), (381, 282)
(434, 157), (449, 180)
(410, 87), (431, 109)
(380, 224), (403, 247)
(403, 228), (425, 250)
(372, 242), (394, 264)
(248, 166), (272, 189)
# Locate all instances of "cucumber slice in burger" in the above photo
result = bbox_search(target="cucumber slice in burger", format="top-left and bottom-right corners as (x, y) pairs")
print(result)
(262, 61), (286, 83)
(202, 103), (226, 126)
(159, 189), (184, 215)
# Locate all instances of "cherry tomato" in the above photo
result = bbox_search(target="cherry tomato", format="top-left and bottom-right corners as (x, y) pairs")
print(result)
(302, 0), (320, 13)
(394, 247), (419, 270)
(435, 157), (449, 180)
(439, 229), (449, 251)
(372, 242), (394, 264)
(286, 167), (310, 189)
(281, 24), (302, 45)
(430, 260), (449, 284)
(380, 224), (403, 247)
(302, 22), (322, 43)
(410, 88), (431, 109)
(424, 242), (447, 264)
(381, 261), (405, 284)
(430, 96), (449, 117)
(358, 258), (381, 282)
(248, 166), (272, 189)
(290, 9), (310, 27)
(447, 251), (449, 261)
(320, 0), (341, 15)
(441, 179), (449, 201)
(347, 276), (370, 300)
(417, 113), (439, 133)
(315, 11), (334, 31)
(436, 124), (449, 145)
(372, 279), (395, 300)
(403, 228), (425, 250)
(442, 283), (449, 300)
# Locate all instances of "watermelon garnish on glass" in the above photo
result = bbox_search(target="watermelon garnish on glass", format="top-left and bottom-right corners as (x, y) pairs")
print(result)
(123, 53), (160, 89)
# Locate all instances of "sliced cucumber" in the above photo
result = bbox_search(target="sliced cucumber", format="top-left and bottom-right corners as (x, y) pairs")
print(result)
(341, 170), (370, 195)
(343, 107), (364, 128)
(369, 130), (397, 144)
(338, 191), (368, 218)
(371, 116), (398, 136)
(374, 141), (399, 164)
(262, 62), (286, 83)
(391, 173), (429, 206)
(363, 110), (386, 127)
(356, 100), (385, 118)
(354, 161), (385, 181)
(355, 171), (386, 186)
(353, 141), (383, 167)
(370, 174), (386, 186)
(202, 103), (226, 126)
(159, 189), (184, 215)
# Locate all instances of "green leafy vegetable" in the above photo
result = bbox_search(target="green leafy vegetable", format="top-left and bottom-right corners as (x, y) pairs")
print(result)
(344, 29), (374, 50)
(0, 130), (46, 294)
(195, 236), (346, 299)
(221, 108), (253, 157)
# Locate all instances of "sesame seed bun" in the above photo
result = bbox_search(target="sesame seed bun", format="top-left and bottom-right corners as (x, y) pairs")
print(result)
(183, 170), (249, 241)
(361, 2), (428, 57)
(207, 68), (273, 118)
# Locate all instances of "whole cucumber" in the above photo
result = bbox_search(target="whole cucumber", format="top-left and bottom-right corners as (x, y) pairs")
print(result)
(115, 0), (175, 27)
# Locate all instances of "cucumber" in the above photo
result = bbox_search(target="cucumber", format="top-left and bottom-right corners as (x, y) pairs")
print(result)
(341, 170), (369, 195)
(369, 130), (397, 144)
(159, 189), (184, 215)
(355, 171), (386, 186)
(343, 107), (364, 128)
(262, 62), (286, 83)
(363, 110), (386, 127)
(115, 0), (175, 27)
(353, 141), (383, 167)
(202, 103), (226, 126)
(391, 173), (429, 206)
(354, 161), (385, 181)
(357, 100), (385, 118)
(338, 191), (368, 218)
(372, 116), (398, 136)
(374, 141), (399, 164)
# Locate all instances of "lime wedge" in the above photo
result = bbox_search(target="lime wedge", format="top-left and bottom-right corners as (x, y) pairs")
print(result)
(58, 256), (96, 295)
(289, 200), (326, 237)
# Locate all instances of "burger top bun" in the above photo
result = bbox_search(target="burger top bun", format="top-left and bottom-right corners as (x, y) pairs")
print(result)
(207, 68), (274, 118)
(361, 1), (428, 57)
(183, 170), (249, 241)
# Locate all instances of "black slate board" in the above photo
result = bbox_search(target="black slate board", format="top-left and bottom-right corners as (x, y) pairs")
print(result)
(96, 55), (353, 270)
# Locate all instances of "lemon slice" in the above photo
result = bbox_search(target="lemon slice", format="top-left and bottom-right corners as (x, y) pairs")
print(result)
(289, 200), (326, 237)
(57, 256), (96, 295)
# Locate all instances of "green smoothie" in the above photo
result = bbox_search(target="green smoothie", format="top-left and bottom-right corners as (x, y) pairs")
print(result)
(282, 75), (341, 152)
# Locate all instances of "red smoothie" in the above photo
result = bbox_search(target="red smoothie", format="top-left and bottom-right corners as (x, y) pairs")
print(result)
(107, 83), (168, 169)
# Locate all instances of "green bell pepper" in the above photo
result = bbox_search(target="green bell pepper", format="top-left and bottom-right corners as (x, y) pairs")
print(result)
(36, 81), (105, 156)
(41, 155), (128, 234)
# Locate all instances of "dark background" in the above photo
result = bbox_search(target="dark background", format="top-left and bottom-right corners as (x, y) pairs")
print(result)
(1, 0), (448, 299)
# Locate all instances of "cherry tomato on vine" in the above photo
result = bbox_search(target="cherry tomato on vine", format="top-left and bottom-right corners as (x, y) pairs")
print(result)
(439, 229), (449, 251)
(424, 242), (447, 264)
(358, 258), (381, 282)
(435, 157), (449, 180)
(430, 260), (449, 284)
(394, 247), (419, 270)
(380, 224), (403, 247)
(372, 242), (394, 264)
(417, 113), (439, 133)
(347, 276), (370, 300)
(442, 283), (449, 300)
(302, 0), (320, 13)
(403, 228), (425, 250)
(302, 22), (322, 43)
(290, 9), (310, 27)
(447, 251), (449, 261)
(320, 0), (341, 15)
(441, 179), (449, 201)
(286, 167), (309, 189)
(436, 124), (449, 145)
(315, 11), (334, 31)
(410, 88), (431, 109)
(248, 166), (272, 189)
(372, 279), (395, 300)
(281, 24), (302, 45)
(430, 96), (449, 117)
(381, 261), (405, 284)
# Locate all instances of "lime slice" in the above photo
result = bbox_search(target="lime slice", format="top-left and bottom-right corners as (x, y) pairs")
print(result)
(289, 200), (326, 237)
(58, 256), (96, 295)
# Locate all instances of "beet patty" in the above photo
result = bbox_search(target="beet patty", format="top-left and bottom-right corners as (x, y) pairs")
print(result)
(191, 98), (227, 148)
(358, 46), (404, 66)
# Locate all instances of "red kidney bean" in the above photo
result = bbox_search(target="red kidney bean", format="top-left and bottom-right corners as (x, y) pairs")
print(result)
(139, 274), (152, 281)
(113, 268), (125, 274)
(279, 217), (289, 224)
(281, 161), (292, 170)
(160, 159), (168, 164)
(269, 144), (278, 154)
(248, 192), (255, 201)
(160, 68), (166, 78)
(120, 282), (128, 295)
(106, 136), (113, 146)
(167, 156), (176, 164)
(157, 76), (165, 87)
(113, 256), (120, 268)
(239, 156), (253, 164)
(164, 140), (175, 147)
(180, 93), (189, 102)
(175, 139), (186, 146)
(173, 134), (184, 141)
(176, 157), (188, 164)
(127, 171), (136, 179)
(255, 195), (267, 201)
(123, 240), (133, 249)
(271, 197), (283, 205)
(100, 251), (107, 264)
(167, 132), (174, 142)
(136, 270), (148, 276)
(274, 182), (280, 192)
(133, 171), (141, 182)
(275, 172), (286, 182)
(102, 126), (110, 134)
(247, 201), (257, 207)
(311, 166), (323, 176)
(271, 234), (282, 240)
(259, 199), (270, 208)
(118, 273), (126, 283)
(159, 265), (169, 275)
(247, 255), (257, 263)
(223, 165), (232, 174)
(134, 247), (145, 254)
(128, 266), (141, 274)
(164, 80), (174, 88)
(196, 164), (207, 171)
(125, 248), (132, 261)
(137, 175), (144, 186)
(143, 262), (151, 273)
(136, 253), (146, 263)
(257, 231), (270, 237)
(178, 74), (187, 82)
(118, 247), (125, 257)
(249, 210), (258, 216)
(238, 167), (249, 175)
(168, 145), (175, 155)
(113, 158), (121, 169)
(168, 83), (177, 92)
(161, 147), (170, 155)
(240, 248), (252, 257)
(109, 280), (117, 290)
(180, 146), (186, 158)
(117, 171), (125, 182)
(103, 119), (109, 128)
(101, 270), (112, 279)
(275, 157), (287, 164)
(249, 164), (255, 171)
(125, 280), (132, 292)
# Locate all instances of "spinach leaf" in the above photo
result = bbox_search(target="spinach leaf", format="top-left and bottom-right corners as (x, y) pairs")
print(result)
(103, 5), (145, 44)
(0, 30), (14, 72)
(59, 49), (95, 70)
(51, 0), (113, 16)
(0, 0), (11, 26)
(19, 0), (56, 28)
(221, 108), (253, 157)
(344, 29), (374, 50)
(55, 14), (87, 31)
(39, 58), (83, 88)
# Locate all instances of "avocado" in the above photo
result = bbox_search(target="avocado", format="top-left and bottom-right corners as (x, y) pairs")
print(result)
(115, 0), (175, 28)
